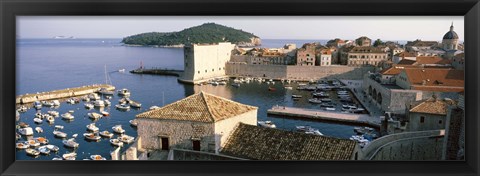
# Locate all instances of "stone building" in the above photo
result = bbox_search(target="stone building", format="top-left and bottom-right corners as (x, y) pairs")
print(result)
(355, 36), (372, 47)
(396, 56), (452, 67)
(179, 42), (235, 84)
(405, 40), (439, 52)
(315, 49), (332, 66)
(406, 97), (455, 131)
(443, 92), (464, 160)
(296, 43), (316, 66)
(393, 51), (416, 64)
(135, 92), (258, 154)
(345, 46), (388, 66)
(221, 123), (361, 160)
(442, 23), (459, 51)
(396, 68), (464, 93)
(451, 53), (465, 70)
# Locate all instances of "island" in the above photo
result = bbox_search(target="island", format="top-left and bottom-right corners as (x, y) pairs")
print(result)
(121, 23), (261, 47)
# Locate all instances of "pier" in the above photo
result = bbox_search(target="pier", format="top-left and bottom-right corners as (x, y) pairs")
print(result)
(267, 106), (381, 127)
(16, 84), (115, 104)
(130, 68), (184, 77)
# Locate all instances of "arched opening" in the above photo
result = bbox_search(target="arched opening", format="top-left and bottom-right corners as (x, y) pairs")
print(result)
(368, 86), (372, 96)
(372, 89), (377, 101)
(377, 93), (382, 104)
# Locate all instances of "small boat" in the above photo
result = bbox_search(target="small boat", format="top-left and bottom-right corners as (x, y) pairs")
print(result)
(84, 102), (94, 109)
(34, 112), (42, 119)
(35, 137), (49, 145)
(67, 98), (79, 104)
(61, 112), (74, 120)
(52, 156), (63, 160)
(90, 155), (106, 160)
(292, 95), (302, 98)
(88, 93), (101, 100)
(27, 139), (40, 147)
(118, 68), (125, 72)
(68, 110), (75, 113)
(117, 88), (131, 96)
(62, 152), (77, 160)
(312, 92), (329, 97)
(38, 146), (51, 155)
(47, 110), (59, 117)
(115, 104), (130, 111)
(104, 100), (111, 106)
(33, 101), (42, 110)
(62, 138), (79, 148)
(109, 138), (123, 147)
(105, 96), (112, 99)
(41, 113), (51, 119)
(42, 100), (55, 107)
(284, 86), (293, 90)
(16, 142), (29, 149)
(35, 127), (43, 133)
(46, 116), (55, 123)
(99, 130), (114, 138)
(16, 133), (21, 140)
(325, 107), (336, 111)
(52, 100), (61, 106)
(18, 122), (29, 128)
(53, 131), (67, 138)
(33, 117), (43, 124)
(211, 82), (219, 86)
(86, 123), (99, 132)
(231, 83), (241, 88)
(82, 95), (90, 102)
(83, 133), (101, 141)
(149, 106), (160, 110)
(320, 98), (332, 102)
(25, 148), (40, 156)
(88, 112), (103, 119)
(17, 105), (28, 112)
(93, 100), (105, 107)
(46, 144), (60, 152)
(18, 127), (34, 136)
(112, 125), (125, 133)
(129, 119), (138, 127)
(54, 125), (64, 130)
(100, 111), (110, 116)
(308, 98), (322, 104)
(98, 87), (115, 95)
(320, 103), (335, 108)
(118, 97), (128, 104)
(129, 100), (142, 108)
(258, 121), (276, 128)
(72, 134), (78, 138)
(305, 129), (324, 136)
(118, 134), (135, 144)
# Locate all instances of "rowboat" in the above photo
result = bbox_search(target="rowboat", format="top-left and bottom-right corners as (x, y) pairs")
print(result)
(62, 138), (79, 148)
(112, 125), (125, 133)
(62, 152), (77, 160)
(99, 130), (114, 138)
(25, 148), (40, 156)
(61, 113), (74, 120)
(16, 142), (29, 149)
(83, 132), (101, 141)
(34, 137), (49, 145)
(35, 127), (43, 133)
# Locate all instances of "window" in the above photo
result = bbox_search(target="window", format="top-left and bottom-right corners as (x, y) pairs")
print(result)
(420, 116), (425, 123)
(192, 140), (201, 151)
(439, 120), (442, 124)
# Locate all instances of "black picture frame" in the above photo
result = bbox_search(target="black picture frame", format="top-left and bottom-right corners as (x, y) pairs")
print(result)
(1, 0), (479, 176)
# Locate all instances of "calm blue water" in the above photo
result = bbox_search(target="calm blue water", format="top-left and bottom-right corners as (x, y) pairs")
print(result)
(16, 38), (366, 160)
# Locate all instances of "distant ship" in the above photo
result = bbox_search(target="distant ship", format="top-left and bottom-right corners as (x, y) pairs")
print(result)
(53, 36), (75, 39)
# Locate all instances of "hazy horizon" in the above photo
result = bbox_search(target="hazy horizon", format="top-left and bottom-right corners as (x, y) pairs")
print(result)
(17, 16), (464, 41)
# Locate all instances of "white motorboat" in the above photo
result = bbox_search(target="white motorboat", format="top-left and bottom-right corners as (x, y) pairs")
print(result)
(35, 137), (49, 145)
(72, 134), (78, 138)
(99, 130), (114, 138)
(33, 117), (43, 124)
(62, 152), (77, 160)
(47, 110), (59, 117)
(118, 68), (125, 72)
(109, 138), (123, 147)
(68, 110), (75, 113)
(17, 105), (28, 112)
(86, 123), (99, 132)
(313, 92), (329, 97)
(41, 113), (51, 119)
(33, 101), (42, 110)
(52, 156), (63, 160)
(149, 106), (160, 110)
(100, 111), (110, 116)
(258, 121), (276, 128)
(88, 93), (101, 100)
(54, 125), (64, 130)
(53, 131), (67, 138)
(308, 98), (322, 104)
(35, 127), (43, 133)
(104, 100), (111, 106)
(38, 146), (51, 155)
(90, 155), (106, 160)
(84, 102), (94, 109)
(18, 127), (34, 136)
(112, 125), (125, 133)
(16, 142), (30, 149)
(42, 100), (55, 107)
(34, 112), (42, 119)
(62, 138), (79, 148)
(25, 148), (40, 156)
(52, 100), (61, 106)
(117, 88), (131, 96)
(115, 104), (130, 111)
(118, 97), (128, 104)
(27, 139), (40, 147)
(218, 81), (227, 85)
(61, 112), (74, 120)
(292, 95), (302, 98)
(129, 119), (138, 127)
(46, 116), (55, 123)
(93, 100), (105, 107)
(129, 100), (142, 108)
(98, 87), (114, 95)
(118, 134), (135, 144)
(284, 86), (293, 90)
(46, 144), (60, 152)
(88, 112), (103, 119)
(83, 132), (101, 141)
(325, 107), (336, 111)
(320, 98), (332, 102)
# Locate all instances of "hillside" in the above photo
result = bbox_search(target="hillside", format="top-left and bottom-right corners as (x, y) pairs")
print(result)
(122, 23), (261, 46)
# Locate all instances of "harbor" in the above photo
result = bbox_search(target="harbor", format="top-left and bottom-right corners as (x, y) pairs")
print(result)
(16, 84), (115, 104)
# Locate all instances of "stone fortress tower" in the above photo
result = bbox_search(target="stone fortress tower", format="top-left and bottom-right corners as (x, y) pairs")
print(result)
(442, 23), (459, 51)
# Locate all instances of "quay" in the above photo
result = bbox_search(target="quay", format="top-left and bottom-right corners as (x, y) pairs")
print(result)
(267, 106), (381, 128)
(130, 68), (184, 77)
(16, 84), (115, 104)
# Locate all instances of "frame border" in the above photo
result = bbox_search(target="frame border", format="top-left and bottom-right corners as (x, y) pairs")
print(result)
(1, 0), (479, 176)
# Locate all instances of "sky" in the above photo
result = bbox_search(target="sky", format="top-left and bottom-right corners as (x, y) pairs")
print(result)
(17, 16), (464, 41)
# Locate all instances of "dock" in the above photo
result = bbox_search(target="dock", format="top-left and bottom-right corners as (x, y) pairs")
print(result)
(267, 106), (381, 127)
(130, 68), (184, 77)
(16, 84), (115, 104)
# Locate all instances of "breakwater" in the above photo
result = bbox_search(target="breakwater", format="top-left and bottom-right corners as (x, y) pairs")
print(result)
(16, 84), (115, 104)
(130, 68), (184, 77)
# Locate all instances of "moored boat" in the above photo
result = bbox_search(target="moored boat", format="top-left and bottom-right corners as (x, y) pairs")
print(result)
(46, 116), (55, 123)
(52, 100), (61, 106)
(118, 134), (135, 144)
(18, 122), (29, 128)
(33, 101), (42, 110)
(129, 119), (138, 127)
(47, 110), (59, 117)
(99, 130), (114, 138)
(46, 144), (60, 152)
(117, 88), (131, 96)
(93, 100), (105, 107)
(86, 123), (99, 132)
(115, 104), (130, 111)
(98, 87), (114, 95)
(84, 102), (94, 109)
(16, 142), (29, 149)
(53, 130), (67, 138)
(25, 148), (40, 156)
(52, 156), (63, 160)
(88, 112), (103, 119)
(129, 100), (142, 108)
(62, 152), (77, 160)
(35, 137), (49, 145)
(90, 155), (106, 160)
(54, 125), (64, 130)
(257, 121), (276, 128)
(27, 139), (40, 147)
(83, 132), (101, 141)
(38, 146), (51, 155)
(109, 138), (123, 147)
(292, 95), (302, 98)
(112, 125), (125, 133)
(33, 117), (43, 124)
(18, 127), (34, 136)
(61, 112), (74, 120)
(308, 98), (322, 104)
(35, 127), (43, 133)
(62, 138), (79, 148)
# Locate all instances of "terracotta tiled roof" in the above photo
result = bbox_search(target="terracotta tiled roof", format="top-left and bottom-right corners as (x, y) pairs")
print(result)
(221, 123), (357, 160)
(409, 97), (456, 115)
(397, 59), (417, 65)
(136, 92), (257, 123)
(379, 66), (403, 75)
(403, 69), (464, 92)
(415, 56), (452, 65)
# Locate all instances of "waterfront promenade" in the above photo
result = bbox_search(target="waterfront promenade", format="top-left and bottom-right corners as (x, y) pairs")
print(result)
(267, 106), (381, 127)
(339, 79), (384, 117)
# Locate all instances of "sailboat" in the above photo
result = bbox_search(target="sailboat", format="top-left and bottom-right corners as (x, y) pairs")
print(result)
(98, 65), (115, 95)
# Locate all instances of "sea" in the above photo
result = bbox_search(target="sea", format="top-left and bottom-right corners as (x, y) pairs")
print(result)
(16, 38), (372, 160)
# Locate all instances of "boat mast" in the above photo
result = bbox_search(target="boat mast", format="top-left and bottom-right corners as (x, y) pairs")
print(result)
(104, 65), (108, 85)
